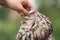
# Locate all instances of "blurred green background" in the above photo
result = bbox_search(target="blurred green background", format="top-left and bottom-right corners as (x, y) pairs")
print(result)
(0, 0), (60, 40)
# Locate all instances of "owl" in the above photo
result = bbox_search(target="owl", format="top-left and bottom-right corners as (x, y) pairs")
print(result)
(16, 11), (53, 40)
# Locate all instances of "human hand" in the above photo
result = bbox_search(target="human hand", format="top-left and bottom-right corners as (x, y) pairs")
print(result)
(2, 0), (34, 16)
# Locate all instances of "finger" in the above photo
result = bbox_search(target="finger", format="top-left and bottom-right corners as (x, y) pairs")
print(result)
(19, 12), (24, 16)
(17, 4), (28, 15)
(26, 0), (34, 10)
(27, 2), (34, 10)
(22, 0), (34, 11)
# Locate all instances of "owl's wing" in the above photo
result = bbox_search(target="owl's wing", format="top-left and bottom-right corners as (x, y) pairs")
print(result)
(33, 12), (53, 40)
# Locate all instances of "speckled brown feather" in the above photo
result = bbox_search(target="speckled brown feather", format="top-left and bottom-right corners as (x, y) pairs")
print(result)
(16, 11), (53, 40)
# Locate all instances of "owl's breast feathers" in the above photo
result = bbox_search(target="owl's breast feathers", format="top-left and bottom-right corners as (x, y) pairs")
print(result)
(17, 12), (53, 40)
